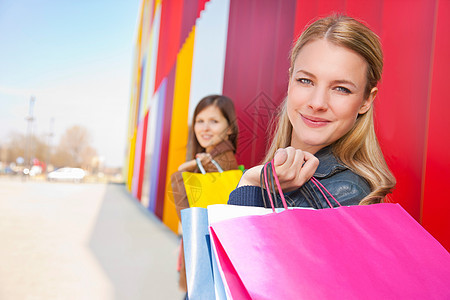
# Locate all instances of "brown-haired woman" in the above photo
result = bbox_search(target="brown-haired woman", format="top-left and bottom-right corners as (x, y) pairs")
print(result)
(229, 14), (395, 208)
(171, 94), (239, 294)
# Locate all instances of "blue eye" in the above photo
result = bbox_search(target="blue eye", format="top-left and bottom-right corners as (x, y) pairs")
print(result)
(297, 78), (312, 85)
(336, 86), (351, 94)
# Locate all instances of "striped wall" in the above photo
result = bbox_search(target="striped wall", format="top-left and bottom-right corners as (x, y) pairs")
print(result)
(125, 0), (450, 251)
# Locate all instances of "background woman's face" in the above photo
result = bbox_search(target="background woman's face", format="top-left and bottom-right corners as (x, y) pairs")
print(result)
(287, 39), (375, 154)
(194, 105), (231, 152)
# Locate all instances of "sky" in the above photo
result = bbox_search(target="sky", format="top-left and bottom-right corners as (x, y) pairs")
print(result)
(0, 0), (141, 167)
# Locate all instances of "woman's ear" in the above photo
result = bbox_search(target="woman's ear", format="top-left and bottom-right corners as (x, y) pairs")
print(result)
(359, 87), (377, 114)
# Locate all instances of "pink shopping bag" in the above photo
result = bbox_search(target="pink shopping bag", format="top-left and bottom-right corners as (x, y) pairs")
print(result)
(209, 161), (450, 300)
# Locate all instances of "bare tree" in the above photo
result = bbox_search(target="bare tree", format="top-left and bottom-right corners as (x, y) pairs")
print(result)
(2, 131), (47, 165)
(1, 126), (98, 171)
(54, 125), (97, 169)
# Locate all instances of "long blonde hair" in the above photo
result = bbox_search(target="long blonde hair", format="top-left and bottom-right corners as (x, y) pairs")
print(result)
(265, 15), (395, 204)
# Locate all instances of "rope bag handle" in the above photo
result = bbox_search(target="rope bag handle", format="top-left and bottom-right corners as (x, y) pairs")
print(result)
(195, 157), (224, 174)
(260, 159), (341, 212)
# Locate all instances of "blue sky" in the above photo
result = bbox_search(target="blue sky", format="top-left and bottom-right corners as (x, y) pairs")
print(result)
(0, 0), (141, 167)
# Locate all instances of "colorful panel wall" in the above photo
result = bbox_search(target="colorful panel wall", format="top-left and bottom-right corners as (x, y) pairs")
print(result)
(125, 0), (450, 250)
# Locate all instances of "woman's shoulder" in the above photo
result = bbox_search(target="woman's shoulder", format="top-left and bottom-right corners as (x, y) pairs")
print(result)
(314, 146), (348, 178)
(208, 142), (238, 171)
(319, 169), (371, 206)
(209, 140), (235, 157)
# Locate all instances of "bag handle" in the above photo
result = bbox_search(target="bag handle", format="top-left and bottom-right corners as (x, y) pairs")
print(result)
(195, 157), (224, 174)
(310, 177), (341, 208)
(261, 160), (288, 212)
(261, 159), (341, 212)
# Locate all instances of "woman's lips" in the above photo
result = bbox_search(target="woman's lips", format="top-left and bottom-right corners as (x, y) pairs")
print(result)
(300, 113), (330, 128)
(200, 134), (212, 140)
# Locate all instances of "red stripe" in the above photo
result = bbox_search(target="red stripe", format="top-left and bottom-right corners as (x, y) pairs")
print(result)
(377, 0), (436, 220)
(196, 0), (210, 18)
(154, 0), (184, 93)
(422, 0), (450, 251)
(293, 0), (319, 40)
(317, 0), (346, 15)
(137, 112), (149, 200)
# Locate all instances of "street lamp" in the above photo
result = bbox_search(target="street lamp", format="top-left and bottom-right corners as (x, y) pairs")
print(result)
(24, 96), (35, 174)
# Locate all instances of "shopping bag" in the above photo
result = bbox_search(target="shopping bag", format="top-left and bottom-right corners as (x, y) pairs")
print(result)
(181, 205), (278, 300)
(182, 158), (242, 208)
(181, 207), (215, 300)
(209, 160), (450, 300)
(207, 204), (294, 300)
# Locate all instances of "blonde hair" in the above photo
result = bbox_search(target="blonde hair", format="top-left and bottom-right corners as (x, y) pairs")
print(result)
(265, 14), (395, 204)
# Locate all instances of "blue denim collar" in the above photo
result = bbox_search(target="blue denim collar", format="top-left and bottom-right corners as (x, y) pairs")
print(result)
(314, 146), (348, 179)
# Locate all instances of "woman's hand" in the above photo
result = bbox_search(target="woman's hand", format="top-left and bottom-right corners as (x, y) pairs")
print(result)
(272, 147), (319, 192)
(177, 153), (212, 172)
(237, 147), (319, 191)
(195, 153), (212, 165)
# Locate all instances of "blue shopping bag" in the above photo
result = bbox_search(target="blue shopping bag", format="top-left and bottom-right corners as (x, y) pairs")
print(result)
(181, 207), (227, 300)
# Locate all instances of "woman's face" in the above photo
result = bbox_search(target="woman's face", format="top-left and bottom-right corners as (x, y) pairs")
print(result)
(287, 38), (376, 154)
(194, 105), (231, 152)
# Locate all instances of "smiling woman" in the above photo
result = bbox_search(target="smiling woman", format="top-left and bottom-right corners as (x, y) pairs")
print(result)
(229, 14), (396, 208)
(169, 94), (240, 293)
(287, 39), (375, 153)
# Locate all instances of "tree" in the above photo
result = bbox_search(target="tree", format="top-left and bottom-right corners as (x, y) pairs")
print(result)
(2, 131), (48, 166)
(54, 125), (97, 169)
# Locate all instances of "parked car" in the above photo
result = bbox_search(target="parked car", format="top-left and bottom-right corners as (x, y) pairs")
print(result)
(47, 167), (86, 182)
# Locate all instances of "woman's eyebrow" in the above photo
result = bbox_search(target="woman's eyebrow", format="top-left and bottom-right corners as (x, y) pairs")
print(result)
(331, 79), (357, 89)
(294, 69), (316, 79)
(295, 69), (358, 89)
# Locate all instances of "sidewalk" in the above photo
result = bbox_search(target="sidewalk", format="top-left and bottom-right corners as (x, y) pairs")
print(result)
(0, 177), (184, 299)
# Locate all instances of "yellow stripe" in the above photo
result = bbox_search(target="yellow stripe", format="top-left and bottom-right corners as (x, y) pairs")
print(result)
(127, 129), (137, 191)
(126, 36), (143, 190)
(162, 27), (196, 233)
(154, 0), (162, 13)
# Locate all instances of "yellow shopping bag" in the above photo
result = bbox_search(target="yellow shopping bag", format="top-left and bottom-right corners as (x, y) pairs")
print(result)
(181, 158), (243, 208)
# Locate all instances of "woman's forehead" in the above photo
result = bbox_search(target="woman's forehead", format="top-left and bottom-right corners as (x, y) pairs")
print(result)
(293, 39), (367, 85)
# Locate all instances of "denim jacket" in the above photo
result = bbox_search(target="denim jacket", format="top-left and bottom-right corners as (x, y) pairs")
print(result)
(228, 146), (370, 208)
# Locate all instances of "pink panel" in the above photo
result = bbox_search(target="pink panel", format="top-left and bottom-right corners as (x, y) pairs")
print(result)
(223, 0), (296, 166)
(180, 0), (198, 47)
(155, 65), (176, 219)
(422, 0), (450, 251)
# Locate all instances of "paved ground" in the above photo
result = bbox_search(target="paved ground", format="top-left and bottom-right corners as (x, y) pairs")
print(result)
(0, 176), (184, 300)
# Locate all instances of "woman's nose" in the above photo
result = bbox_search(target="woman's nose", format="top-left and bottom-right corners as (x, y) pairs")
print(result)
(308, 88), (328, 111)
(200, 122), (211, 130)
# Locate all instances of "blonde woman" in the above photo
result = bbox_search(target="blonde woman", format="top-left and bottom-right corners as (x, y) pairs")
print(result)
(229, 15), (395, 208)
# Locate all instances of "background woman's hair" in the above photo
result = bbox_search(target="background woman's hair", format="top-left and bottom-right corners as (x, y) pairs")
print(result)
(187, 94), (238, 160)
(264, 14), (395, 204)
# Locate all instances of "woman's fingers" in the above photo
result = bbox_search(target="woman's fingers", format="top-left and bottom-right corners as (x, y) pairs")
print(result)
(297, 152), (319, 184)
(196, 153), (211, 163)
(237, 165), (263, 187)
(273, 148), (288, 166)
(272, 148), (319, 190)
